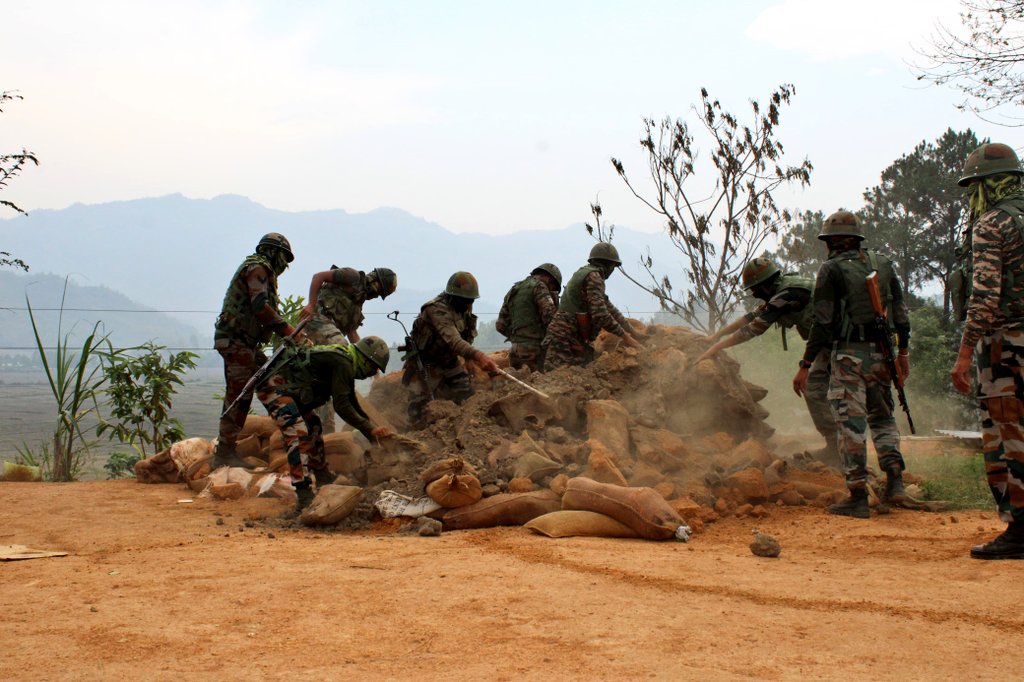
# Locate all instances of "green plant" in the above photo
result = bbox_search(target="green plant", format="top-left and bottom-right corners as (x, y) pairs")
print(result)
(98, 342), (198, 459)
(15, 440), (52, 480)
(103, 452), (142, 479)
(26, 285), (113, 481)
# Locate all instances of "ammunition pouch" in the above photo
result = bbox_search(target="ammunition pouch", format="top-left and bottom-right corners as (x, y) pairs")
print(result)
(576, 312), (593, 343)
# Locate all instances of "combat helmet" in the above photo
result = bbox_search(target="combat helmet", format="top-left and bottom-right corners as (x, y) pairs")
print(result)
(958, 143), (1023, 187)
(445, 271), (480, 299)
(354, 336), (390, 372)
(818, 210), (863, 241)
(370, 267), (398, 299)
(588, 242), (622, 266)
(532, 263), (563, 287)
(256, 232), (294, 262)
(741, 257), (781, 290)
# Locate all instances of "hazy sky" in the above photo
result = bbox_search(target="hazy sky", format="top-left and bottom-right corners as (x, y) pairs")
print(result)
(2, 0), (997, 236)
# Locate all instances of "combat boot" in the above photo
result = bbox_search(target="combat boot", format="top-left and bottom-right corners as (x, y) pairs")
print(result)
(970, 523), (1024, 560)
(883, 466), (907, 504)
(282, 486), (316, 519)
(211, 441), (255, 470)
(312, 466), (338, 487)
(827, 488), (870, 519)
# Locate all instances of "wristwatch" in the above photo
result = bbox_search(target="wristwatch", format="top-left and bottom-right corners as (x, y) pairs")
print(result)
(798, 359), (813, 369)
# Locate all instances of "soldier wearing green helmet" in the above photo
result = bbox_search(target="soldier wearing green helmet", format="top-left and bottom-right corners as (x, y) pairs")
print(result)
(213, 232), (302, 469)
(402, 271), (498, 424)
(949, 142), (1024, 559)
(495, 263), (563, 371)
(299, 265), (398, 433)
(696, 256), (838, 466)
(256, 336), (393, 515)
(793, 210), (911, 520)
(542, 242), (641, 369)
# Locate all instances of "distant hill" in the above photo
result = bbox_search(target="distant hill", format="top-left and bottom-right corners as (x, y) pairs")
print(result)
(1, 194), (678, 346)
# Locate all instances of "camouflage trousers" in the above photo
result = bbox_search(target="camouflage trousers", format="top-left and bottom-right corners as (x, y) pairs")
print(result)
(305, 313), (349, 435)
(805, 348), (838, 444)
(828, 343), (905, 490)
(976, 329), (1024, 523)
(403, 359), (473, 423)
(509, 342), (545, 372)
(542, 317), (593, 370)
(257, 375), (327, 490)
(216, 339), (267, 449)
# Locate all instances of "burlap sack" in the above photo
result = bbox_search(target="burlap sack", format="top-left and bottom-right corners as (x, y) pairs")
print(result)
(441, 490), (561, 531)
(513, 451), (561, 482)
(235, 434), (264, 462)
(300, 485), (363, 526)
(239, 415), (278, 440)
(419, 457), (478, 485)
(525, 510), (640, 539)
(561, 477), (683, 540)
(134, 449), (181, 484)
(167, 438), (214, 479)
(426, 473), (483, 508)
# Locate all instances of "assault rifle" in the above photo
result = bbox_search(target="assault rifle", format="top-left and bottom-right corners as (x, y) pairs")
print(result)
(865, 272), (916, 434)
(220, 318), (308, 419)
(388, 310), (434, 400)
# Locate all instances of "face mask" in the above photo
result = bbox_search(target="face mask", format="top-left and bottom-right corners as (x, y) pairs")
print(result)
(449, 296), (472, 313)
(270, 250), (289, 276)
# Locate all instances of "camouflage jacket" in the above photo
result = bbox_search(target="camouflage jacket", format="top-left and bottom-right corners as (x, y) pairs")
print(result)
(962, 202), (1024, 347)
(736, 274), (814, 343)
(316, 267), (368, 336)
(409, 295), (479, 366)
(802, 248), (910, 363)
(552, 267), (631, 342)
(214, 253), (288, 345)
(495, 275), (558, 346)
(272, 346), (375, 437)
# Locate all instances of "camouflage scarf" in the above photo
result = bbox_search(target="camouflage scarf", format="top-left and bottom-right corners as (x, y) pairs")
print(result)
(968, 174), (1024, 221)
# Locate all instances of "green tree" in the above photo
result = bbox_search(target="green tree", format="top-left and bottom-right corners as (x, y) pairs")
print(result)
(1, 90), (38, 271)
(764, 209), (826, 278)
(98, 343), (199, 459)
(608, 85), (812, 332)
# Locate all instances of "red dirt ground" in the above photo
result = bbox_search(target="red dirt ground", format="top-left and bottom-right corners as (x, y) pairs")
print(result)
(0, 480), (1019, 681)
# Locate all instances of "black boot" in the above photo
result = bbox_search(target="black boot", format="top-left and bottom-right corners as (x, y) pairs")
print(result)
(212, 441), (255, 470)
(884, 466), (907, 503)
(970, 523), (1024, 560)
(312, 467), (337, 487)
(827, 488), (870, 519)
(283, 486), (316, 519)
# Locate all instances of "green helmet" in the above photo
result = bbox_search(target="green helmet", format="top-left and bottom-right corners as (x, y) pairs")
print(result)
(958, 143), (1023, 187)
(257, 232), (294, 262)
(370, 267), (397, 299)
(444, 271), (480, 299)
(532, 263), (563, 286)
(818, 210), (863, 241)
(354, 335), (390, 372)
(741, 257), (781, 290)
(588, 242), (621, 266)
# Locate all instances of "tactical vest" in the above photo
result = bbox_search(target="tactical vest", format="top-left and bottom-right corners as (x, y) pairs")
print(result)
(317, 273), (367, 335)
(773, 273), (815, 341)
(410, 296), (477, 362)
(503, 276), (546, 344)
(832, 249), (894, 340)
(275, 344), (351, 406)
(215, 253), (278, 344)
(950, 195), (1024, 321)
(560, 265), (601, 315)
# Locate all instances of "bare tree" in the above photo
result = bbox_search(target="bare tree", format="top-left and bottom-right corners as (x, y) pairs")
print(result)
(916, 0), (1024, 124)
(605, 85), (811, 333)
(1, 90), (38, 271)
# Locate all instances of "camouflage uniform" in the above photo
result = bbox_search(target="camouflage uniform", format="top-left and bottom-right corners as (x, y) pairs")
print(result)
(257, 345), (379, 492)
(402, 294), (479, 422)
(961, 197), (1024, 524)
(495, 274), (559, 371)
(543, 266), (632, 369)
(305, 267), (374, 432)
(214, 253), (291, 450)
(802, 248), (910, 491)
(737, 274), (837, 455)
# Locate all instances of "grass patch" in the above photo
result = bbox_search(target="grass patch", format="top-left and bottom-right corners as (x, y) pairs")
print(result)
(905, 451), (991, 510)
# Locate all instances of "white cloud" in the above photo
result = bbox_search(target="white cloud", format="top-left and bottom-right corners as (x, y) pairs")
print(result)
(746, 0), (962, 60)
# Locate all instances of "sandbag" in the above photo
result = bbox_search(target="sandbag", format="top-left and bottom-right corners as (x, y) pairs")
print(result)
(525, 510), (640, 539)
(441, 490), (561, 531)
(1, 461), (43, 482)
(426, 473), (483, 508)
(168, 438), (214, 478)
(562, 477), (683, 540)
(235, 434), (264, 462)
(239, 415), (278, 440)
(514, 451), (561, 482)
(134, 449), (181, 484)
(300, 485), (363, 526)
(419, 457), (477, 485)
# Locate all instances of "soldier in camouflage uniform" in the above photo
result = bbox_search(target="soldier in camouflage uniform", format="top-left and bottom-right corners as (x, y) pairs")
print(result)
(256, 337), (393, 514)
(213, 233), (300, 469)
(403, 271), (499, 424)
(495, 263), (562, 371)
(697, 257), (839, 466)
(950, 143), (1024, 560)
(542, 243), (641, 369)
(299, 266), (397, 433)
(792, 211), (911, 519)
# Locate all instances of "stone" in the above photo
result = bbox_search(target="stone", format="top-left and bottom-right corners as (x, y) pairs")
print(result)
(734, 503), (754, 517)
(417, 518), (443, 537)
(750, 532), (781, 558)
(714, 497), (730, 514)
(653, 481), (676, 500)
(631, 427), (696, 474)
(628, 461), (666, 488)
(507, 477), (536, 493)
(585, 400), (632, 464)
(586, 440), (629, 486)
(751, 504), (769, 518)
(724, 468), (769, 503)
